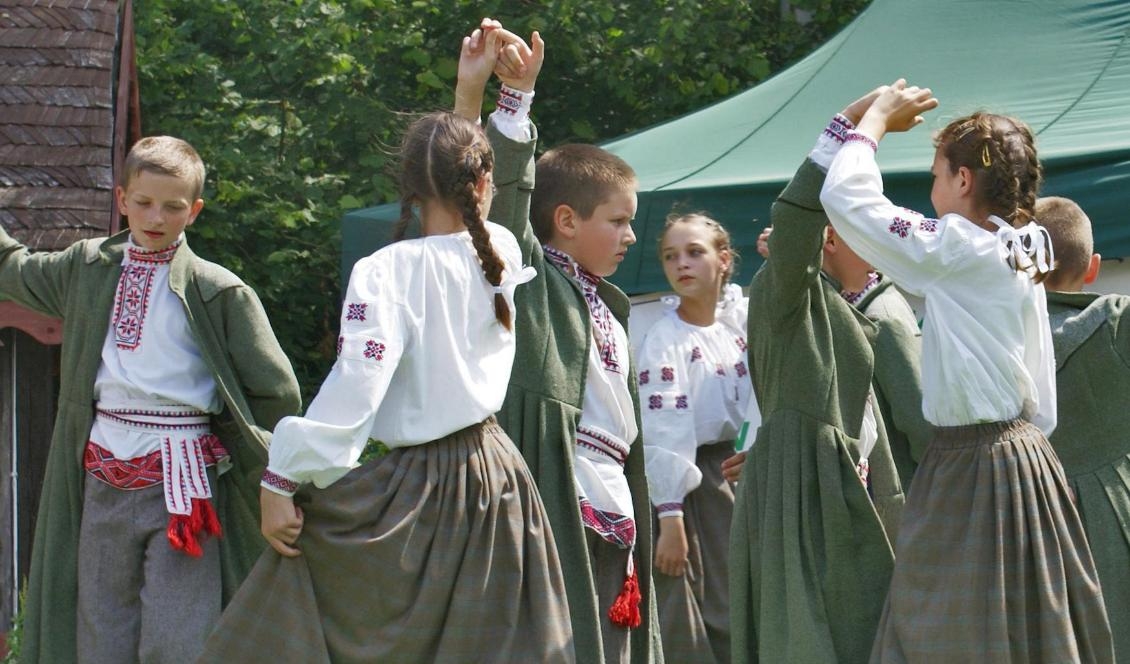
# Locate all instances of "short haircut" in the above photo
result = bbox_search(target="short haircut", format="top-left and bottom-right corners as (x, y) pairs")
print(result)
(530, 144), (637, 243)
(121, 136), (206, 200)
(1036, 196), (1093, 286)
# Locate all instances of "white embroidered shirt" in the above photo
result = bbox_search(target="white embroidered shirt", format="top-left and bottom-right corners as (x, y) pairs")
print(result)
(263, 222), (535, 495)
(819, 130), (1056, 434)
(637, 284), (753, 516)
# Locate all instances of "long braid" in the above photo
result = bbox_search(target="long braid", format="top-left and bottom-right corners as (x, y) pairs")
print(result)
(453, 149), (512, 330)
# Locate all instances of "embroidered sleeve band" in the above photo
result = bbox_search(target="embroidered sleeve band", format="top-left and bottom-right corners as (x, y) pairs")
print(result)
(845, 130), (879, 153)
(261, 468), (300, 496)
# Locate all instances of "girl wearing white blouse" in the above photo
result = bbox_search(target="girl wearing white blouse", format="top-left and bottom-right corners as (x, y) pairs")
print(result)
(819, 81), (1113, 662)
(199, 111), (573, 663)
(636, 213), (755, 664)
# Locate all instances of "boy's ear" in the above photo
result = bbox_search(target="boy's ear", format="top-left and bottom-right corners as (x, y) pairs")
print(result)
(115, 185), (128, 215)
(553, 204), (578, 239)
(186, 199), (205, 226)
(1083, 252), (1102, 284)
(823, 226), (838, 255)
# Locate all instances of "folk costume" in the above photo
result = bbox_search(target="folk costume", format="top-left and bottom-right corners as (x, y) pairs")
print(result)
(853, 275), (932, 488)
(821, 126), (1114, 662)
(0, 227), (300, 664)
(198, 221), (573, 663)
(636, 283), (751, 664)
(1046, 290), (1130, 661)
(729, 116), (905, 664)
(486, 89), (663, 664)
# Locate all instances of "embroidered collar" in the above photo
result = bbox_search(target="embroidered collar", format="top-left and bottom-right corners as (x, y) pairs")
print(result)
(840, 271), (880, 306)
(543, 244), (623, 374)
(126, 236), (183, 265)
(543, 244), (601, 288)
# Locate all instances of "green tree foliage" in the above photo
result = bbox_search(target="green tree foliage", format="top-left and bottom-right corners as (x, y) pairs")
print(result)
(133, 0), (867, 400)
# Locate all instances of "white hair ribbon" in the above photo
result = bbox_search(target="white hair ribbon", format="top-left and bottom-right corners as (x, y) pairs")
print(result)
(988, 215), (1055, 277)
(493, 265), (537, 295)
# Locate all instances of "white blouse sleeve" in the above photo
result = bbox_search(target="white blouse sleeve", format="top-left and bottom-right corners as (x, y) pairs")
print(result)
(820, 134), (966, 297)
(638, 319), (703, 517)
(1025, 283), (1057, 435)
(262, 255), (409, 495)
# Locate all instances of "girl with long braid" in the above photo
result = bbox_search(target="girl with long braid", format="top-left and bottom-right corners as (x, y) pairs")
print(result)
(199, 111), (574, 663)
(819, 80), (1114, 662)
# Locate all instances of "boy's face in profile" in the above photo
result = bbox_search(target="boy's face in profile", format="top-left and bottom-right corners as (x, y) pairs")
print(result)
(569, 186), (638, 278)
(117, 170), (204, 252)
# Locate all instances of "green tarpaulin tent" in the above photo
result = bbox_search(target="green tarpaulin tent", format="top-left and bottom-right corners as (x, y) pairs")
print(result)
(342, 0), (1130, 294)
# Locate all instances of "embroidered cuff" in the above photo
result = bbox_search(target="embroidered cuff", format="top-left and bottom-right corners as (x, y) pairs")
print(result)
(490, 85), (535, 142)
(824, 113), (854, 143)
(496, 84), (533, 117)
(261, 468), (300, 497)
(809, 114), (857, 170)
(845, 130), (879, 153)
(656, 502), (684, 518)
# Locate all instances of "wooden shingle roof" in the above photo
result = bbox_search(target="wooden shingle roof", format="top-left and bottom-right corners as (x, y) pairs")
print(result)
(0, 0), (134, 250)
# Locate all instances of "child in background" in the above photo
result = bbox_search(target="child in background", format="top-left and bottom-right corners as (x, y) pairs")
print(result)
(197, 59), (573, 659)
(1038, 195), (1130, 662)
(729, 90), (906, 664)
(636, 212), (752, 664)
(740, 223), (929, 488)
(820, 81), (1114, 661)
(456, 20), (662, 664)
(0, 136), (300, 664)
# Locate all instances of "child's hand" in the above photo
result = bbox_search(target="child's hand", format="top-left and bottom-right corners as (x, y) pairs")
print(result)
(722, 450), (747, 483)
(491, 29), (544, 93)
(841, 85), (889, 126)
(859, 79), (938, 139)
(655, 516), (690, 576)
(261, 487), (304, 557)
(756, 226), (773, 259)
(457, 19), (503, 91)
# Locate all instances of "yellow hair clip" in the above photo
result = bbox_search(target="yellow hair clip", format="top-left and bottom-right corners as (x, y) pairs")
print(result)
(981, 143), (992, 168)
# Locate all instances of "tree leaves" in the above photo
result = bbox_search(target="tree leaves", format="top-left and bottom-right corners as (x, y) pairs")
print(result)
(133, 0), (866, 402)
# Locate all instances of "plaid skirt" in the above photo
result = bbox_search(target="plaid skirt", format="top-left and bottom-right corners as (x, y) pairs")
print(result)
(198, 418), (574, 663)
(871, 419), (1114, 663)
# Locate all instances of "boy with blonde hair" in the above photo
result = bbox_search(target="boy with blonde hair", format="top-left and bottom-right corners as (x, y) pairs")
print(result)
(0, 135), (300, 663)
(455, 21), (661, 664)
(1039, 194), (1130, 661)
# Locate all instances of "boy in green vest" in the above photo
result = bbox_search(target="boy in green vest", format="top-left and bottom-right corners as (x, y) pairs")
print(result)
(0, 136), (300, 663)
(1038, 195), (1130, 662)
(454, 21), (661, 664)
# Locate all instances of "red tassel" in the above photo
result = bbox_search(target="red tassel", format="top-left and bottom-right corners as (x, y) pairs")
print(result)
(166, 498), (222, 557)
(608, 564), (641, 629)
(197, 497), (223, 538)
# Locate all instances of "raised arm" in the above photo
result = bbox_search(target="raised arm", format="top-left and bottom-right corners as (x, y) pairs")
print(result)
(0, 224), (81, 318)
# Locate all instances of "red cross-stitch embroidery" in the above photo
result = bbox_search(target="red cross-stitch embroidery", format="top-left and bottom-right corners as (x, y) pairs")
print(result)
(736, 337), (747, 351)
(715, 364), (726, 376)
(336, 335), (344, 356)
(735, 362), (748, 378)
(363, 340), (385, 360)
(112, 264), (157, 350)
(920, 218), (938, 233)
(648, 394), (663, 410)
(888, 217), (912, 238)
(661, 366), (675, 382)
(675, 395), (688, 409)
(345, 302), (367, 322)
(639, 369), (650, 385)
(690, 346), (702, 362)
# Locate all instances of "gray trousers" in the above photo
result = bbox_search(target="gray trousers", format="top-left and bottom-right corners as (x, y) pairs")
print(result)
(76, 474), (220, 664)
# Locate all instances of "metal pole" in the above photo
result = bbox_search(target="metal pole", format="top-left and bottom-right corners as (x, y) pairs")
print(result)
(9, 334), (18, 619)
